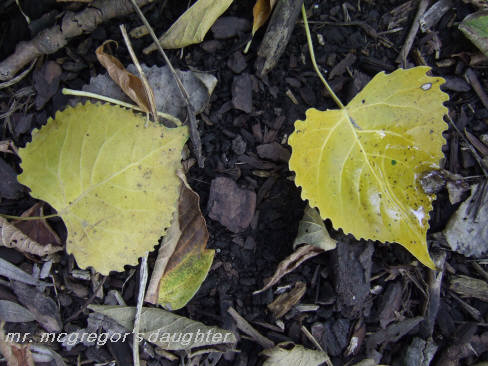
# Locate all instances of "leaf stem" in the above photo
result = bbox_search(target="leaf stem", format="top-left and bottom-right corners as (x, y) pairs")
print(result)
(0, 213), (60, 220)
(62, 88), (182, 126)
(301, 5), (344, 109)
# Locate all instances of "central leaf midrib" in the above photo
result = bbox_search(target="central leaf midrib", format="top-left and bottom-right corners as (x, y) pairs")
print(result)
(344, 107), (419, 238)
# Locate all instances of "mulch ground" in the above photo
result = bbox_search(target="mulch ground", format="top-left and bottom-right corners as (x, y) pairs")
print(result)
(1, 0), (488, 365)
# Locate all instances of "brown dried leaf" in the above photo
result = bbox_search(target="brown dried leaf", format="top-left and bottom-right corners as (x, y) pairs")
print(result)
(252, 0), (278, 36)
(253, 244), (322, 295)
(0, 217), (63, 257)
(14, 203), (62, 247)
(96, 40), (156, 116)
(145, 172), (214, 310)
(0, 327), (34, 366)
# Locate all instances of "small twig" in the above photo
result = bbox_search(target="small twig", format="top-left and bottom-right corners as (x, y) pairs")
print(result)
(465, 68), (488, 111)
(62, 88), (181, 126)
(120, 24), (158, 124)
(65, 276), (107, 322)
(301, 5), (344, 109)
(133, 253), (149, 366)
(300, 325), (333, 366)
(0, 58), (37, 89)
(129, 0), (204, 167)
(446, 115), (488, 177)
(396, 0), (429, 67)
(227, 306), (274, 349)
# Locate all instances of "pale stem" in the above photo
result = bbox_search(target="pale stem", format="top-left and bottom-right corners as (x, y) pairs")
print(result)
(301, 5), (345, 109)
(62, 88), (182, 126)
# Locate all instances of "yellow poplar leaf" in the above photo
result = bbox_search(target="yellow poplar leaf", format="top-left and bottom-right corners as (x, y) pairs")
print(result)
(288, 67), (449, 269)
(17, 103), (188, 274)
(144, 0), (233, 53)
(251, 0), (278, 36)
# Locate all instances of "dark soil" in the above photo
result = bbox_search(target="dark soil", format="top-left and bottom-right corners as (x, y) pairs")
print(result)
(1, 0), (488, 365)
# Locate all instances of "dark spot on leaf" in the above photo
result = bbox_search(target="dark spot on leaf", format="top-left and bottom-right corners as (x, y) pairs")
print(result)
(391, 160), (397, 165)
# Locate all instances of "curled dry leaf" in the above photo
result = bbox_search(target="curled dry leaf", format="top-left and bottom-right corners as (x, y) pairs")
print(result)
(89, 305), (237, 351)
(0, 217), (63, 257)
(261, 341), (329, 366)
(144, 0), (234, 52)
(145, 172), (214, 310)
(0, 327), (35, 366)
(293, 205), (337, 250)
(15, 203), (62, 246)
(96, 40), (156, 117)
(252, 0), (278, 36)
(254, 244), (322, 295)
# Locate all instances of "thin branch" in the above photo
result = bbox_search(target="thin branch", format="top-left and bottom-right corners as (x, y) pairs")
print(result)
(128, 0), (204, 167)
(396, 0), (429, 67)
(133, 253), (149, 366)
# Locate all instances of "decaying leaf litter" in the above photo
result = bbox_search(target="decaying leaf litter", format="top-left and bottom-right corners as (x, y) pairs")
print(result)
(1, 0), (488, 365)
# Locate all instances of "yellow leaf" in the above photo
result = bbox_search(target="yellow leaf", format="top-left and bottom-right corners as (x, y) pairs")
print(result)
(144, 0), (234, 53)
(251, 0), (277, 36)
(18, 103), (188, 274)
(288, 67), (449, 269)
(293, 205), (336, 251)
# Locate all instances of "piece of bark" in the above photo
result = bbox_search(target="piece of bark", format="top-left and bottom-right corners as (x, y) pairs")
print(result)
(420, 250), (447, 337)
(403, 337), (438, 366)
(267, 281), (306, 319)
(0, 0), (154, 81)
(377, 282), (402, 329)
(322, 318), (351, 357)
(332, 238), (374, 318)
(366, 316), (423, 353)
(436, 331), (488, 366)
(256, 142), (291, 163)
(255, 0), (304, 76)
(227, 52), (247, 74)
(329, 53), (357, 80)
(11, 281), (62, 332)
(449, 275), (488, 302)
(211, 17), (250, 40)
(232, 73), (252, 113)
(207, 177), (256, 233)
(33, 61), (62, 110)
(0, 158), (24, 199)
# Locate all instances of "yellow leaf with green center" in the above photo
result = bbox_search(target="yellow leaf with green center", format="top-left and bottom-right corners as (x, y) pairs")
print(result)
(288, 67), (449, 268)
(18, 103), (188, 274)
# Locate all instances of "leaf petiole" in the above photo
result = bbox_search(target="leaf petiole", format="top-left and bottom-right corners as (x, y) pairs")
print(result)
(62, 88), (182, 126)
(0, 213), (60, 221)
(301, 5), (344, 109)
